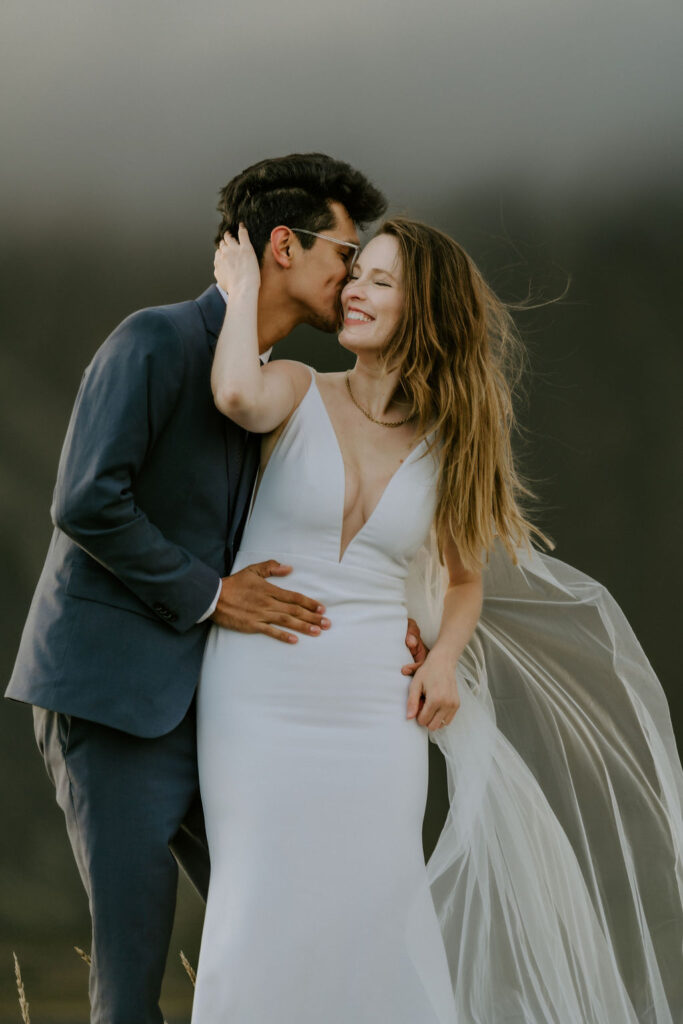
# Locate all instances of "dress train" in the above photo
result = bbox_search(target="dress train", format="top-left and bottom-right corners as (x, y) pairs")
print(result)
(408, 536), (683, 1022)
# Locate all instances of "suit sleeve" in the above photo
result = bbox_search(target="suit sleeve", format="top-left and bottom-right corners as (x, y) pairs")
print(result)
(51, 307), (221, 633)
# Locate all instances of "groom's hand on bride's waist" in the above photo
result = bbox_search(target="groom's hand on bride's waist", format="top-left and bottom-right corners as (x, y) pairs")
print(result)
(401, 618), (428, 676)
(210, 560), (330, 644)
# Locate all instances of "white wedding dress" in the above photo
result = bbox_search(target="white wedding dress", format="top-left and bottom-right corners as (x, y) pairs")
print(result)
(193, 369), (683, 1023)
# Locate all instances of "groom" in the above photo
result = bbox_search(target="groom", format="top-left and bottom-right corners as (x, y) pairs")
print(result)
(6, 153), (427, 1023)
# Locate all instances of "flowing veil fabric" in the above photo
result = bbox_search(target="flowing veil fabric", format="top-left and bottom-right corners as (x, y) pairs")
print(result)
(405, 537), (683, 1023)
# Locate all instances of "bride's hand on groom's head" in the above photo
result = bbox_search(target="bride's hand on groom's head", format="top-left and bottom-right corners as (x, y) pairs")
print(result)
(214, 223), (261, 297)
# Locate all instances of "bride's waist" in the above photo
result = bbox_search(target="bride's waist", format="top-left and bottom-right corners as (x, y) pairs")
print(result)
(232, 549), (407, 609)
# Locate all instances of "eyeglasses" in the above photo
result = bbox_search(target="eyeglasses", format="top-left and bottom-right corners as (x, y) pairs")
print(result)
(291, 228), (360, 269)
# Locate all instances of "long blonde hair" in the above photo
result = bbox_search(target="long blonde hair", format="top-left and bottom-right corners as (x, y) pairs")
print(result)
(378, 217), (553, 572)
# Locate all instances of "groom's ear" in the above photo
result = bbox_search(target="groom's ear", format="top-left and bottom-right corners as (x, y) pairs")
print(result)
(269, 226), (296, 270)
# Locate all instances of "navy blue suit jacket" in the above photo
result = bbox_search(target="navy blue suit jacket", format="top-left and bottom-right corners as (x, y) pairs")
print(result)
(6, 285), (259, 737)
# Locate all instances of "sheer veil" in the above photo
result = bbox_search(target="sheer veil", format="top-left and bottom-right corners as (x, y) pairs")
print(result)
(405, 535), (683, 1023)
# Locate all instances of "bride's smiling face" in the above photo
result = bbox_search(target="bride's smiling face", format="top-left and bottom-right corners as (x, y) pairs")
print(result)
(338, 234), (404, 354)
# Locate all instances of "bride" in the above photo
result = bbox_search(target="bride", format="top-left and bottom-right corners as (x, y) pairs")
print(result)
(191, 219), (683, 1022)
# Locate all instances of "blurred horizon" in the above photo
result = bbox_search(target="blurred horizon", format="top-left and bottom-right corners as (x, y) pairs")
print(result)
(3, 0), (682, 234)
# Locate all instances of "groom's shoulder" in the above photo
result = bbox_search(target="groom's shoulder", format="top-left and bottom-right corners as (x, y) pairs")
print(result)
(97, 292), (211, 364)
(117, 294), (203, 341)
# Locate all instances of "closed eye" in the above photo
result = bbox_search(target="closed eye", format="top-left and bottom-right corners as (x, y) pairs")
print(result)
(347, 276), (391, 287)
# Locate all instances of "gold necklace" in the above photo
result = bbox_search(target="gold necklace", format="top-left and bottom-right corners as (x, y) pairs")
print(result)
(345, 372), (413, 428)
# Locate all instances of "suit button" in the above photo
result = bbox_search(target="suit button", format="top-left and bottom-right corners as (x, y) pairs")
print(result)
(153, 603), (175, 621)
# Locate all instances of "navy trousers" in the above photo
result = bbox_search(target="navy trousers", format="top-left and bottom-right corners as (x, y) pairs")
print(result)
(33, 702), (208, 1024)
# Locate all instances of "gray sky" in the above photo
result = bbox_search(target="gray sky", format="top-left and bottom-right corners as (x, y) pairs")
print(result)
(2, 0), (682, 230)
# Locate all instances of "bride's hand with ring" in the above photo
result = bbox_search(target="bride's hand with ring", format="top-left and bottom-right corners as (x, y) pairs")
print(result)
(406, 650), (460, 731)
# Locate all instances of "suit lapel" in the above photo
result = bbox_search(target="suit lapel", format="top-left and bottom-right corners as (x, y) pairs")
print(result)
(227, 432), (261, 555)
(196, 284), (239, 527)
(195, 284), (261, 557)
(195, 283), (226, 348)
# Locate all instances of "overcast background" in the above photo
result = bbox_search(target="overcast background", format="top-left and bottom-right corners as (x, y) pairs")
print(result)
(1, 0), (682, 1020)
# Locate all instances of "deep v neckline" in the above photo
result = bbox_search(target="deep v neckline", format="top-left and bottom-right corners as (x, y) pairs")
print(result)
(310, 373), (428, 564)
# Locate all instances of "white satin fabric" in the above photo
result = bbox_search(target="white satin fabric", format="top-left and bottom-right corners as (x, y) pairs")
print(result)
(193, 370), (455, 1022)
(193, 367), (683, 1022)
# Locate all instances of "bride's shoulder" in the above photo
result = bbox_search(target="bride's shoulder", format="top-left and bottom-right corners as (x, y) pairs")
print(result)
(281, 366), (348, 397)
(266, 359), (315, 396)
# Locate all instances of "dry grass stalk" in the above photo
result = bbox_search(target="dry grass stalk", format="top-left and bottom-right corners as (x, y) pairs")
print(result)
(12, 943), (184, 1024)
(73, 946), (92, 966)
(180, 950), (196, 988)
(12, 953), (31, 1024)
(71, 947), (168, 1022)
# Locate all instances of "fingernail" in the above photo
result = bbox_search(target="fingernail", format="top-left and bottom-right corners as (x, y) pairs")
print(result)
(310, 626), (320, 635)
(316, 605), (326, 613)
(407, 636), (417, 647)
(321, 618), (330, 628)
(288, 635), (298, 643)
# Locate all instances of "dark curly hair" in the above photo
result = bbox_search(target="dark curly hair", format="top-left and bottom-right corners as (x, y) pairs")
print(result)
(215, 152), (387, 262)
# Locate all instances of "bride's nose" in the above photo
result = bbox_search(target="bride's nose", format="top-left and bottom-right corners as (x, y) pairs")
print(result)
(342, 277), (365, 302)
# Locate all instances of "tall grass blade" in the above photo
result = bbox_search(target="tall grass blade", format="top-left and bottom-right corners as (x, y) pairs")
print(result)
(12, 953), (30, 1024)
(180, 950), (196, 988)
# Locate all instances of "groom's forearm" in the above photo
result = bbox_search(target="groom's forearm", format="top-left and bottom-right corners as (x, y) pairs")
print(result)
(53, 500), (221, 631)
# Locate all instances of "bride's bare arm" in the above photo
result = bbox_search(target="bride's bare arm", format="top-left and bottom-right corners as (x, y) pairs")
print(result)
(211, 224), (305, 431)
(209, 224), (328, 643)
(406, 536), (483, 730)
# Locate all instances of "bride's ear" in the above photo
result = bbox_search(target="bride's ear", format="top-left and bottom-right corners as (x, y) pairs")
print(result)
(269, 226), (296, 270)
